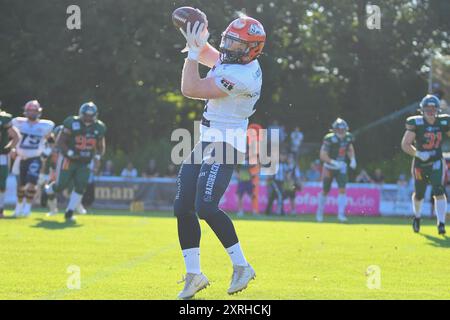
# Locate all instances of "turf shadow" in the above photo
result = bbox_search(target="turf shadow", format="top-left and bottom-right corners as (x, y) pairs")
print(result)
(421, 233), (450, 248)
(31, 218), (83, 230)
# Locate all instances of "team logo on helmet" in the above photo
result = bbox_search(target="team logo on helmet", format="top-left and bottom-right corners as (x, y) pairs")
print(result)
(248, 23), (264, 35)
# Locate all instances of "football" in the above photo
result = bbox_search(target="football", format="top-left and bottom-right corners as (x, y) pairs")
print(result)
(172, 6), (208, 32)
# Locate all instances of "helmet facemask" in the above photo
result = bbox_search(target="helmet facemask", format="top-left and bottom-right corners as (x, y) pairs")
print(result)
(24, 108), (41, 121)
(80, 108), (97, 125)
(219, 34), (256, 64)
(422, 105), (438, 119)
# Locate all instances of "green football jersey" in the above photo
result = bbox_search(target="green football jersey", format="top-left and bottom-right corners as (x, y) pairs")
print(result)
(321, 132), (354, 162)
(0, 111), (13, 154)
(406, 114), (450, 163)
(63, 116), (107, 162)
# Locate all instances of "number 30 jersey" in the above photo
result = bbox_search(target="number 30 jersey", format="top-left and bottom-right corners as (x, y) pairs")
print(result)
(201, 59), (262, 153)
(12, 117), (54, 159)
(406, 114), (450, 163)
(63, 116), (106, 163)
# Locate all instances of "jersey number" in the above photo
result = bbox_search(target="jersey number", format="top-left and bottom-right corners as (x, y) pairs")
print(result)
(20, 133), (41, 150)
(75, 136), (96, 151)
(423, 132), (442, 150)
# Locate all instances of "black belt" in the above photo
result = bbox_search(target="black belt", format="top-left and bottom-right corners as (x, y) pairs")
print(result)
(201, 116), (210, 128)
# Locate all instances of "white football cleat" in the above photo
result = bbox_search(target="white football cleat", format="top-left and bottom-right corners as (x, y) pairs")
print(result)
(76, 203), (87, 215)
(228, 264), (256, 295)
(177, 273), (210, 300)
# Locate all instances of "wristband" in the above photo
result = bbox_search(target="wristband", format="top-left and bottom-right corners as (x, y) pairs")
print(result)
(187, 50), (200, 61)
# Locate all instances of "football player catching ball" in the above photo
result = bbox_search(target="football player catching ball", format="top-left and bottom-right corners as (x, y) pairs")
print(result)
(173, 12), (265, 299)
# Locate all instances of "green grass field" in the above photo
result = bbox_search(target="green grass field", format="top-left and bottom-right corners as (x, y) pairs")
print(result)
(1, 209), (449, 300)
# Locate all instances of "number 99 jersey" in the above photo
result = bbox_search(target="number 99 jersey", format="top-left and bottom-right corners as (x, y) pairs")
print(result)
(406, 114), (450, 163)
(12, 117), (55, 159)
(63, 115), (106, 162)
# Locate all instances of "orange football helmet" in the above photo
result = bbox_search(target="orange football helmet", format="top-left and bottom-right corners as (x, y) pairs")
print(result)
(219, 16), (266, 64)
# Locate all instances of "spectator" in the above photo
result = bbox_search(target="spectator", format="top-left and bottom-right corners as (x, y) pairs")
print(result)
(355, 169), (373, 183)
(121, 162), (138, 178)
(265, 153), (288, 215)
(282, 154), (302, 215)
(101, 160), (115, 176)
(167, 163), (177, 178)
(305, 160), (321, 182)
(142, 159), (159, 178)
(372, 168), (385, 185)
(290, 126), (304, 161)
(236, 162), (253, 217)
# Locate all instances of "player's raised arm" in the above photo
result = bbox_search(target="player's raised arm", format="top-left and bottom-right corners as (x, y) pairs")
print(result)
(180, 22), (228, 100)
(198, 43), (220, 68)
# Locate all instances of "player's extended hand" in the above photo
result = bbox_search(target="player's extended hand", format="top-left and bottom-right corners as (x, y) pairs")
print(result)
(415, 151), (430, 162)
(180, 21), (209, 61)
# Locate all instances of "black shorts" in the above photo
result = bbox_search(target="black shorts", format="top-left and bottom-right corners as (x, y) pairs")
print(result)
(19, 157), (42, 186)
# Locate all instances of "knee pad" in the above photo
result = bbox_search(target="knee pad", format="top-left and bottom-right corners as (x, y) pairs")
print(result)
(173, 198), (194, 218)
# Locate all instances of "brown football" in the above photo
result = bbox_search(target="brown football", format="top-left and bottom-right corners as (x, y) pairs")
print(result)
(172, 6), (208, 32)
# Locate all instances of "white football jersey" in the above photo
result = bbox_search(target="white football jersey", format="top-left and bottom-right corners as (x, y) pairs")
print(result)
(200, 59), (262, 153)
(12, 117), (54, 158)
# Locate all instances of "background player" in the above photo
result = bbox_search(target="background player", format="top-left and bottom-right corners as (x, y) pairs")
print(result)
(316, 118), (357, 222)
(44, 102), (106, 222)
(173, 16), (265, 299)
(11, 100), (54, 217)
(401, 94), (449, 235)
(0, 108), (20, 218)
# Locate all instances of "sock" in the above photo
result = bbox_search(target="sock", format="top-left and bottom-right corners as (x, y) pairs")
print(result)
(317, 193), (326, 215)
(338, 194), (347, 217)
(435, 197), (447, 224)
(226, 242), (248, 267)
(67, 191), (83, 212)
(182, 248), (201, 274)
(412, 195), (423, 218)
